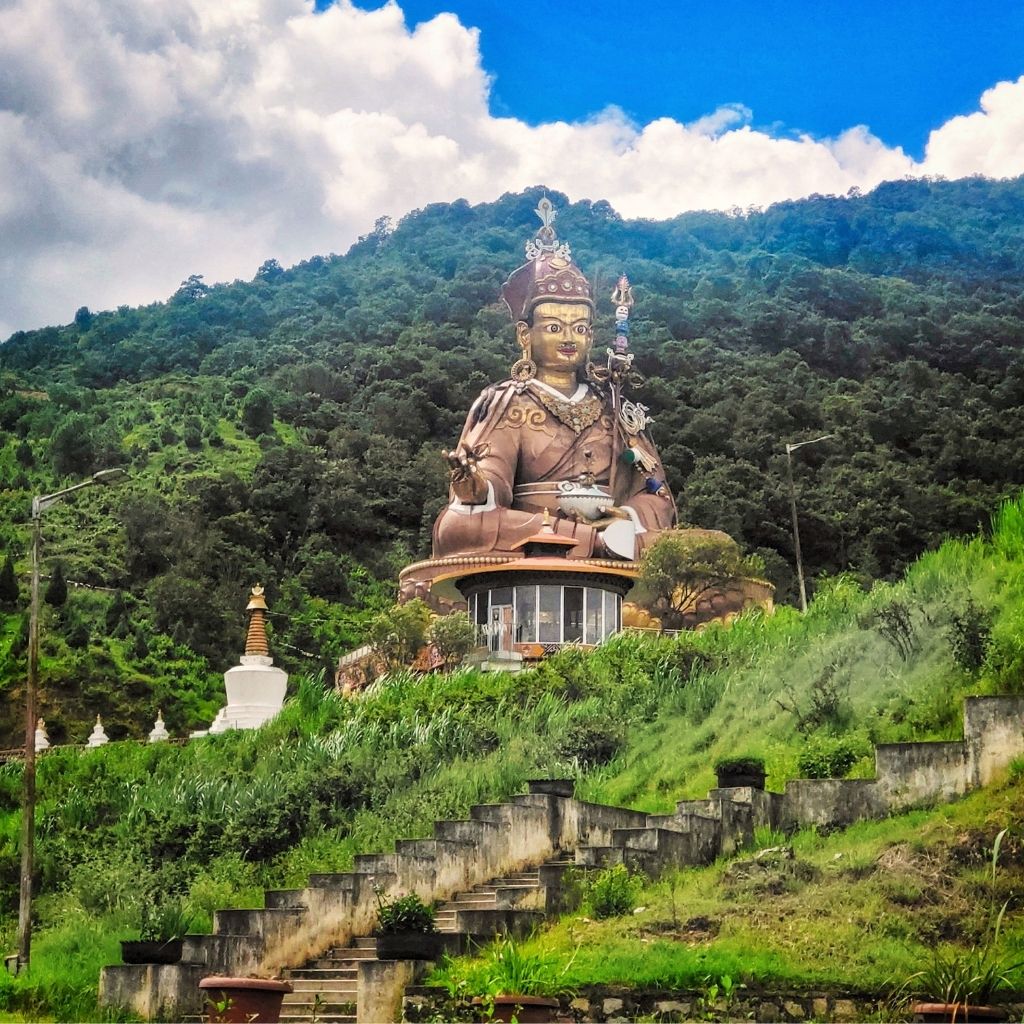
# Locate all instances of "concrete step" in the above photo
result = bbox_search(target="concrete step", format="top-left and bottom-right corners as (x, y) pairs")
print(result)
(264, 889), (307, 910)
(283, 992), (357, 1003)
(286, 980), (358, 995)
(212, 906), (306, 937)
(444, 896), (498, 909)
(433, 818), (503, 843)
(576, 844), (625, 868)
(471, 882), (537, 893)
(283, 986), (357, 998)
(287, 968), (358, 981)
(313, 947), (377, 964)
(281, 1001), (356, 1023)
(281, 1016), (354, 1024)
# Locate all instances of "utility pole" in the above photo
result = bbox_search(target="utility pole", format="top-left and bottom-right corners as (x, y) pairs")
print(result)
(18, 468), (126, 972)
(784, 435), (833, 613)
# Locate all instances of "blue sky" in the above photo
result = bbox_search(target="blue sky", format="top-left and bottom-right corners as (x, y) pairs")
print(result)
(351, 0), (1024, 159)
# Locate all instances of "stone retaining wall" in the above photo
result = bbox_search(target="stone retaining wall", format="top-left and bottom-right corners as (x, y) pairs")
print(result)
(404, 984), (1024, 1022)
(772, 696), (1024, 832)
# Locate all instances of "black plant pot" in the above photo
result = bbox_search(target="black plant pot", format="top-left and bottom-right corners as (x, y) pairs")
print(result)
(121, 939), (183, 965)
(715, 768), (766, 790)
(375, 931), (443, 961)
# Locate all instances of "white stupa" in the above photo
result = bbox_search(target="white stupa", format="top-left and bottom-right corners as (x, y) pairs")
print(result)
(87, 715), (109, 748)
(149, 711), (170, 743)
(34, 718), (49, 751)
(208, 585), (288, 733)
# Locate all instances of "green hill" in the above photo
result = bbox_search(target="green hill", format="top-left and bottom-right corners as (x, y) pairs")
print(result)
(0, 490), (1023, 1019)
(2, 178), (1024, 742)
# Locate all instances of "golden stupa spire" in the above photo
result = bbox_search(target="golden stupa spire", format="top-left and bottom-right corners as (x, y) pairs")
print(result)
(244, 584), (270, 657)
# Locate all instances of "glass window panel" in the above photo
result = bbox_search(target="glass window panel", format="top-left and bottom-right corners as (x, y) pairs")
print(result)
(603, 591), (617, 640)
(564, 587), (583, 643)
(474, 592), (487, 626)
(491, 587), (512, 606)
(515, 585), (537, 643)
(585, 588), (603, 645)
(538, 585), (561, 643)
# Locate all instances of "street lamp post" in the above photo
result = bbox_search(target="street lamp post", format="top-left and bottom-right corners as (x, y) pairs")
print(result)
(18, 468), (126, 972)
(784, 435), (833, 614)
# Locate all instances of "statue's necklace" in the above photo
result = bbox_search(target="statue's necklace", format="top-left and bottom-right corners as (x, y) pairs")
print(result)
(527, 383), (603, 436)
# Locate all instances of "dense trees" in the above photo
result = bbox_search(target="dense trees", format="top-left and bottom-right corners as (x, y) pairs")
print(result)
(1, 178), (1024, 738)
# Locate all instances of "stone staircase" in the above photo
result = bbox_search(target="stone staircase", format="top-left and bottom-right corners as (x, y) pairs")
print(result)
(278, 854), (575, 1024)
(279, 939), (369, 1024)
(98, 700), (1024, 1023)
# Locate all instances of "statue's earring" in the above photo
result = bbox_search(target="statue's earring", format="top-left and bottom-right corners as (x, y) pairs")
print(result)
(511, 356), (537, 383)
(512, 326), (536, 383)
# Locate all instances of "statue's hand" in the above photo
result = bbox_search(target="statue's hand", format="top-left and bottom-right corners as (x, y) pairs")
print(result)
(589, 506), (632, 531)
(444, 443), (490, 505)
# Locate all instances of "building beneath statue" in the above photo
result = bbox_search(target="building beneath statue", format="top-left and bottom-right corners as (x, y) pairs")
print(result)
(398, 200), (772, 667)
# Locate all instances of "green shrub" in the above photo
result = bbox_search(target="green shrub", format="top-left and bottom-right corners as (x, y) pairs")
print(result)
(947, 601), (992, 672)
(556, 716), (624, 768)
(583, 863), (644, 919)
(138, 896), (195, 941)
(713, 755), (765, 776)
(374, 890), (436, 934)
(796, 735), (867, 779)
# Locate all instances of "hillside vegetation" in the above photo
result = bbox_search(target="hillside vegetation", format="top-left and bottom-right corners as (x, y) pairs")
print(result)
(2, 178), (1024, 742)
(1, 492), (1023, 1019)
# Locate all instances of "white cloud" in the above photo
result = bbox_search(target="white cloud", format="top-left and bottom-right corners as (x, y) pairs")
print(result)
(921, 76), (1024, 179)
(0, 0), (1022, 339)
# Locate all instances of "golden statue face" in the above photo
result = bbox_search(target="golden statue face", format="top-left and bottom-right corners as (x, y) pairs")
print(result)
(517, 301), (593, 374)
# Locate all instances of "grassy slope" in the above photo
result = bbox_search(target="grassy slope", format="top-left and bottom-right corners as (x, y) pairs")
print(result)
(436, 777), (1024, 1001)
(2, 496), (1024, 1018)
(584, 531), (1010, 812)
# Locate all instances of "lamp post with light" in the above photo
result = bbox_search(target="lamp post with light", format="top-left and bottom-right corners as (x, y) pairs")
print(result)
(18, 468), (127, 971)
(784, 435), (833, 614)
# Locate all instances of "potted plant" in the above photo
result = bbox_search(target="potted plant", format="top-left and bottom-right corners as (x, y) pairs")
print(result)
(199, 976), (293, 1023)
(373, 888), (443, 961)
(906, 830), (1023, 1022)
(476, 936), (566, 1023)
(714, 754), (766, 790)
(121, 897), (195, 965)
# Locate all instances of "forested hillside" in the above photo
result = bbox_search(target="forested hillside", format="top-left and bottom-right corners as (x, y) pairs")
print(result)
(1, 177), (1024, 743)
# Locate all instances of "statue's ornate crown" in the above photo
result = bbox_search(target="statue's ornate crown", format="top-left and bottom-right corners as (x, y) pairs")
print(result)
(500, 198), (593, 322)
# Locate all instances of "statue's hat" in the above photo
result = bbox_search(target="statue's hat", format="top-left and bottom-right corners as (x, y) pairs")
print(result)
(500, 198), (593, 322)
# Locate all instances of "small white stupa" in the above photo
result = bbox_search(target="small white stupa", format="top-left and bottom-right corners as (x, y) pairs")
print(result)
(208, 585), (288, 733)
(87, 715), (108, 748)
(34, 718), (49, 752)
(149, 711), (170, 743)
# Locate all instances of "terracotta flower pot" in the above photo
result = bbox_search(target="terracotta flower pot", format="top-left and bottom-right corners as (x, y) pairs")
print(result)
(912, 1002), (1008, 1022)
(489, 994), (560, 1023)
(199, 976), (293, 1023)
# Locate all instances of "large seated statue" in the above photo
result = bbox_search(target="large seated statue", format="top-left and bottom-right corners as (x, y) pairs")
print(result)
(400, 200), (677, 612)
